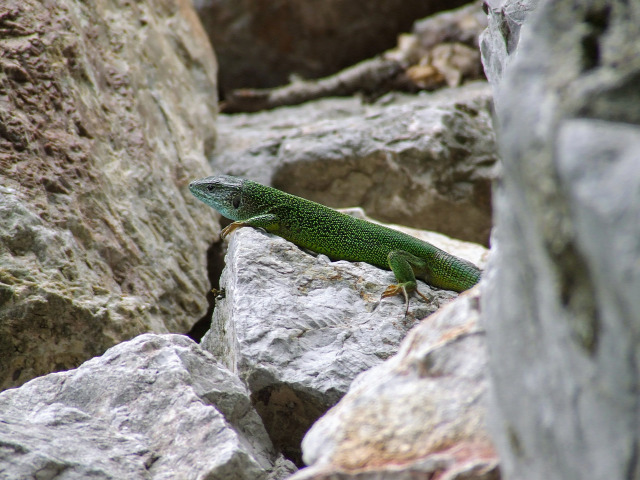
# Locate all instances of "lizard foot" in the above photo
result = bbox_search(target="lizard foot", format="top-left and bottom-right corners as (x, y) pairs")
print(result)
(381, 284), (411, 314)
(221, 221), (246, 239)
(381, 283), (432, 315)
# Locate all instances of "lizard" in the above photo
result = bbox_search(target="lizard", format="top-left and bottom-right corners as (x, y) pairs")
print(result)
(189, 175), (481, 312)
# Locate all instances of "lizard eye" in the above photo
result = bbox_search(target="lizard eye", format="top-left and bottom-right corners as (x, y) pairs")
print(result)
(232, 194), (241, 209)
(206, 184), (215, 192)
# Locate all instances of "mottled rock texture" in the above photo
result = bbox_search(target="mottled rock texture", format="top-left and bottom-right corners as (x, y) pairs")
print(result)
(0, 0), (219, 390)
(478, 0), (540, 87)
(201, 216), (488, 466)
(193, 0), (471, 94)
(291, 288), (499, 480)
(481, 0), (640, 479)
(0, 334), (294, 480)
(213, 82), (497, 245)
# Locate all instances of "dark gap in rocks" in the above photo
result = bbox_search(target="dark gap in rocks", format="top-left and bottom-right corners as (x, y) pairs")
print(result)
(187, 235), (228, 342)
(580, 4), (611, 71)
(551, 239), (599, 354)
(252, 384), (331, 468)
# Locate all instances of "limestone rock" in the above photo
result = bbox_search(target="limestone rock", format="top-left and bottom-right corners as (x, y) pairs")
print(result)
(0, 0), (219, 390)
(0, 334), (292, 480)
(213, 81), (498, 245)
(291, 287), (499, 479)
(481, 0), (640, 478)
(478, 0), (540, 87)
(193, 0), (471, 93)
(201, 219), (488, 465)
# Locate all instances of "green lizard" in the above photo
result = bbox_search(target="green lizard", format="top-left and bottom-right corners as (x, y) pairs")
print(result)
(189, 175), (481, 312)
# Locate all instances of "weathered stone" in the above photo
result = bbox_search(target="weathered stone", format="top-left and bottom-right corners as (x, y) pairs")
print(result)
(213, 81), (497, 245)
(481, 0), (640, 479)
(201, 216), (488, 465)
(0, 334), (293, 480)
(478, 0), (540, 87)
(193, 0), (471, 93)
(290, 287), (498, 479)
(0, 0), (219, 390)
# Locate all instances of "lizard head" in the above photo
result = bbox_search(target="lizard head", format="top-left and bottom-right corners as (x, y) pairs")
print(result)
(189, 175), (246, 221)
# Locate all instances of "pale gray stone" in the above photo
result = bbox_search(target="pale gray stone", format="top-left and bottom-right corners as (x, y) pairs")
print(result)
(201, 217), (487, 464)
(0, 408), (153, 480)
(481, 0), (640, 479)
(0, 334), (289, 480)
(290, 288), (498, 480)
(212, 81), (498, 245)
(0, 0), (219, 390)
(479, 0), (540, 87)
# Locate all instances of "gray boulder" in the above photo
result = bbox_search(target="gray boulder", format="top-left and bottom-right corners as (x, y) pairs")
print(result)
(291, 287), (499, 480)
(201, 215), (487, 465)
(0, 334), (293, 480)
(481, 0), (640, 479)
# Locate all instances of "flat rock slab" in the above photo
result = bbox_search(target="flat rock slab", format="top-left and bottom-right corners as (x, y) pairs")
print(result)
(292, 287), (499, 480)
(0, 334), (293, 480)
(201, 218), (487, 464)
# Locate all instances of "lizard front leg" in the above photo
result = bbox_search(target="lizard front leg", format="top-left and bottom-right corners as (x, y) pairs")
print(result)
(221, 213), (280, 239)
(381, 250), (432, 314)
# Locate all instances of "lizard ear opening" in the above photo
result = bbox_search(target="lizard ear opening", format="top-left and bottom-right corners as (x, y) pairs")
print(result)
(232, 194), (241, 209)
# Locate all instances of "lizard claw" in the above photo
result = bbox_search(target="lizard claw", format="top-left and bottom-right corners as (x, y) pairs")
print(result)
(381, 284), (410, 314)
(381, 283), (432, 315)
(414, 288), (432, 303)
(221, 221), (245, 239)
(381, 284), (401, 299)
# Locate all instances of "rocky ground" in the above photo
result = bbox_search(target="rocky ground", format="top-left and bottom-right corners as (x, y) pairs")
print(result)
(1, 0), (638, 479)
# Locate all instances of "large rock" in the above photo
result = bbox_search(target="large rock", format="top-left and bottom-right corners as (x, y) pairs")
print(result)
(0, 334), (294, 480)
(0, 0), (219, 390)
(291, 287), (499, 480)
(193, 0), (471, 94)
(201, 216), (488, 465)
(481, 0), (640, 479)
(213, 81), (498, 245)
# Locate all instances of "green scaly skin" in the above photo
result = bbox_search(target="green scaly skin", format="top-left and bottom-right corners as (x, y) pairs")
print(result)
(189, 175), (481, 310)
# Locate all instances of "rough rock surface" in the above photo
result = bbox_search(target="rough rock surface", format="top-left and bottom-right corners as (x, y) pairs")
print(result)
(478, 0), (540, 87)
(0, 0), (219, 390)
(0, 334), (294, 480)
(193, 0), (471, 94)
(201, 217), (488, 465)
(290, 287), (499, 480)
(481, 0), (640, 479)
(213, 81), (497, 245)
